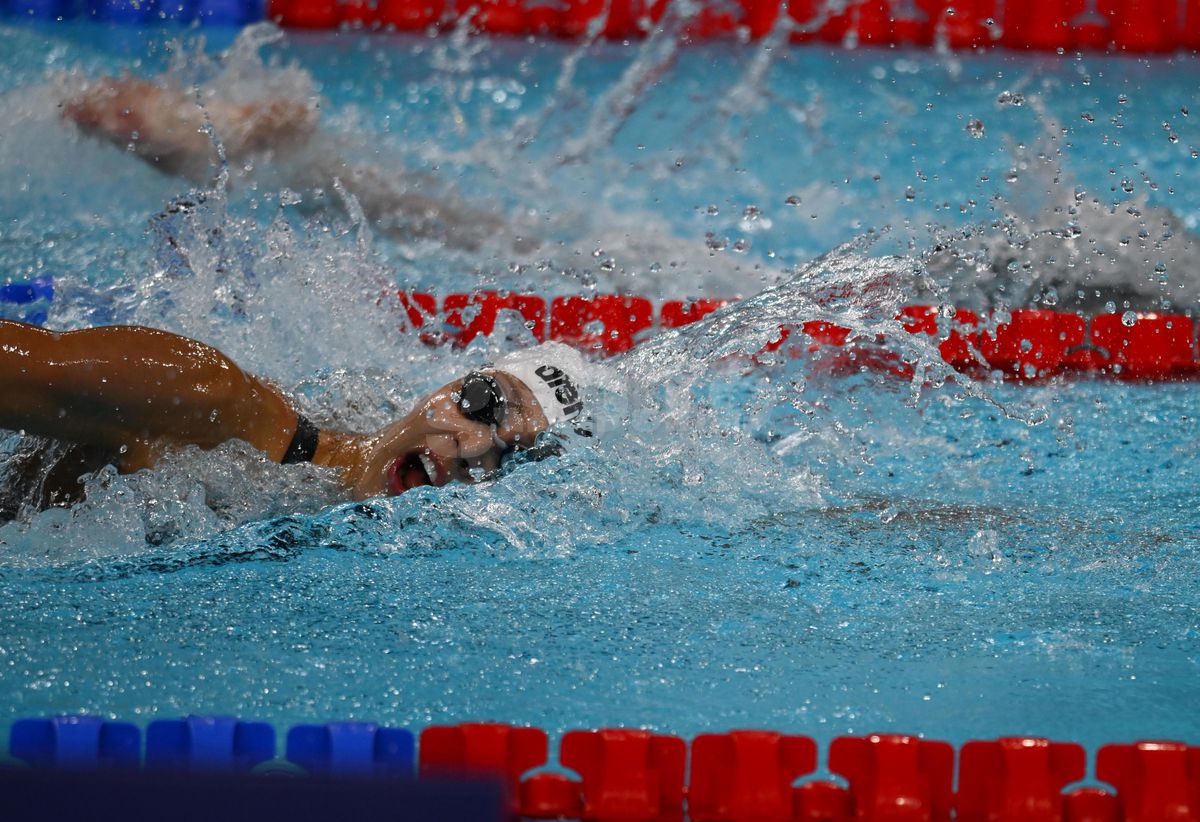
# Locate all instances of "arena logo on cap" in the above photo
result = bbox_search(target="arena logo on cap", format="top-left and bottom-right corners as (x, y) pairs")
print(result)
(534, 364), (583, 420)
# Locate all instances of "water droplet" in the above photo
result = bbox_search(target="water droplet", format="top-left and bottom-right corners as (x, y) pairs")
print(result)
(965, 118), (985, 138)
(705, 204), (719, 216)
(996, 90), (1024, 106)
(904, 186), (916, 201)
(1169, 133), (1179, 144)
(742, 205), (760, 221)
(1121, 179), (1135, 193)
(1182, 106), (1190, 117)
(1005, 170), (1019, 184)
(785, 194), (802, 206)
(1117, 93), (1129, 105)
(1081, 112), (1095, 123)
(1121, 310), (1137, 327)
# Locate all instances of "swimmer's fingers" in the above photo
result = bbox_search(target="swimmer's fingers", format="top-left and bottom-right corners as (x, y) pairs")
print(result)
(425, 425), (497, 462)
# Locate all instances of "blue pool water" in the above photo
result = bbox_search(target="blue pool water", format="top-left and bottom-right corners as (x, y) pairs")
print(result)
(0, 20), (1199, 755)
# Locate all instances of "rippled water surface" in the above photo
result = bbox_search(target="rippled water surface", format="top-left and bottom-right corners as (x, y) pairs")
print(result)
(1, 20), (1198, 751)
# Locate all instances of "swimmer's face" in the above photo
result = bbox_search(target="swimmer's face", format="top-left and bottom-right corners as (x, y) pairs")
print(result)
(351, 370), (550, 499)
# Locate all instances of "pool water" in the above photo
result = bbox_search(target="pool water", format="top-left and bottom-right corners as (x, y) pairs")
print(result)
(0, 20), (1198, 754)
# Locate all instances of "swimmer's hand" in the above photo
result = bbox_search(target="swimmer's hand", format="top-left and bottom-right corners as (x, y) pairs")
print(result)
(63, 77), (318, 181)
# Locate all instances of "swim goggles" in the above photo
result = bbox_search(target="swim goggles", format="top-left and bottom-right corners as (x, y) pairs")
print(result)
(459, 371), (569, 468)
(458, 372), (507, 428)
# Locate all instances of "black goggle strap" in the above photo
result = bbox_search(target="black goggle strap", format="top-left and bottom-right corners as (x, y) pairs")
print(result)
(458, 372), (506, 428)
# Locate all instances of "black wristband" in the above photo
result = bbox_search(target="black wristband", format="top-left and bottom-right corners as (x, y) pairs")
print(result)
(282, 413), (320, 464)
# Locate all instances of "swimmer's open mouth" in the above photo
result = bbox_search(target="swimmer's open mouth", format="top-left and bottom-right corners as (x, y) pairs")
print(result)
(387, 450), (449, 495)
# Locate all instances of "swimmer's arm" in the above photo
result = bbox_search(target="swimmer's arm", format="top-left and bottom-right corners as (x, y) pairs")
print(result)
(62, 77), (318, 181)
(63, 78), (218, 180)
(0, 320), (299, 469)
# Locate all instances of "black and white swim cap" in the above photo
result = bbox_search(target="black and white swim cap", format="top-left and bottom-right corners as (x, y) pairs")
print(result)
(494, 342), (589, 431)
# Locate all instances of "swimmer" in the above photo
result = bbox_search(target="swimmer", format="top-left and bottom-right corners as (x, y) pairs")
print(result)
(0, 319), (587, 510)
(62, 75), (514, 252)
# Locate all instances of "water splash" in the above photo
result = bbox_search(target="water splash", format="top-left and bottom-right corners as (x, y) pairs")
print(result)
(923, 94), (1200, 312)
(4, 23), (1191, 573)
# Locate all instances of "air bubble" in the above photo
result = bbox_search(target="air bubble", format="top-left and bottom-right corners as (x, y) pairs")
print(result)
(965, 119), (985, 138)
(1121, 310), (1137, 327)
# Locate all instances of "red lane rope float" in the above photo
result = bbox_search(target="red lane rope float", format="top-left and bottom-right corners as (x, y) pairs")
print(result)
(396, 290), (1200, 382)
(411, 725), (1200, 821)
(267, 0), (1199, 53)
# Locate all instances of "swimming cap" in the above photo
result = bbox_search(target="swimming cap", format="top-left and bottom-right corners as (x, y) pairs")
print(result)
(494, 342), (588, 430)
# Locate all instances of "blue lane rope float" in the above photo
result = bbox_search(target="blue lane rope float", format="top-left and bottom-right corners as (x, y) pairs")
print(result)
(0, 0), (261, 23)
(286, 722), (415, 778)
(145, 716), (275, 774)
(0, 275), (53, 327)
(9, 716), (140, 770)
